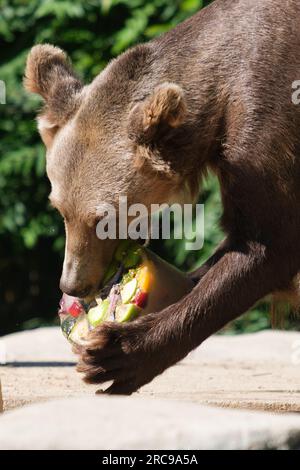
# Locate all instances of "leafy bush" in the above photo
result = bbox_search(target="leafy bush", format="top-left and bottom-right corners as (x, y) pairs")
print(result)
(0, 0), (296, 334)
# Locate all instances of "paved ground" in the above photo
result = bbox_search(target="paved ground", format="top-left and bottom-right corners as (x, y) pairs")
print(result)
(0, 328), (299, 449)
(0, 327), (299, 412)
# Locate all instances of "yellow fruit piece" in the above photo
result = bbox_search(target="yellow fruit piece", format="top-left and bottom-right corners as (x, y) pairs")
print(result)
(137, 264), (153, 292)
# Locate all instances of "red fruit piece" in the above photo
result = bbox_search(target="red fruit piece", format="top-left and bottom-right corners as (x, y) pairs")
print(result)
(68, 301), (83, 318)
(134, 291), (148, 308)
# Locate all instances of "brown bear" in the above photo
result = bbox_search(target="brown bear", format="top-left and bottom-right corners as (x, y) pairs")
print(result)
(24, 0), (300, 394)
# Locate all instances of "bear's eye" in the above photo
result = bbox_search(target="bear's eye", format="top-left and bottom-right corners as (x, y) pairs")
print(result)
(49, 195), (70, 223)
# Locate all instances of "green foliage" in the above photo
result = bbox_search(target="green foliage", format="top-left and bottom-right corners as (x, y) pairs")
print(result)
(0, 0), (295, 334)
(0, 0), (212, 249)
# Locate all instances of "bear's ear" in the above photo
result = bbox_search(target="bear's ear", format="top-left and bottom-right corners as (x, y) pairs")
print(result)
(24, 44), (83, 129)
(127, 83), (187, 145)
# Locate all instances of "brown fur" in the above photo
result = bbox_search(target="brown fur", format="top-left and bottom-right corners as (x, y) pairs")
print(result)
(128, 83), (187, 140)
(25, 0), (300, 394)
(25, 44), (82, 128)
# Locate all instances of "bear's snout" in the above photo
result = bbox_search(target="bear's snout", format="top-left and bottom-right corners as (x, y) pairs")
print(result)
(59, 277), (93, 299)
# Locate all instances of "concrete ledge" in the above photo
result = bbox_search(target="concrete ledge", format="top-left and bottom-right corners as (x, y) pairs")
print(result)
(0, 396), (299, 450)
(0, 327), (75, 364)
(1, 327), (299, 365)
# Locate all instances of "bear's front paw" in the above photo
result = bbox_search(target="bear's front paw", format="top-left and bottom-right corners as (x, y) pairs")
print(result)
(73, 314), (169, 394)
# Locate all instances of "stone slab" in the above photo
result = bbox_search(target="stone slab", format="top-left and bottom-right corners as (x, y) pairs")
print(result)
(0, 396), (299, 450)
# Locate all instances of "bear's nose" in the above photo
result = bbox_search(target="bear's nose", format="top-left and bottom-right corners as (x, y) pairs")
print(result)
(59, 279), (92, 299)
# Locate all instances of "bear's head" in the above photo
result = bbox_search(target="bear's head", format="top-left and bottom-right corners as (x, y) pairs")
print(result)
(25, 44), (195, 298)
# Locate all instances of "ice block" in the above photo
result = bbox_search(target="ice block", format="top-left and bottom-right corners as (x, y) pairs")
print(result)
(58, 240), (194, 345)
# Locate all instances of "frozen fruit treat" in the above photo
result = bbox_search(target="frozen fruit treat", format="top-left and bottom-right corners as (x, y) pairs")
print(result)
(58, 240), (194, 345)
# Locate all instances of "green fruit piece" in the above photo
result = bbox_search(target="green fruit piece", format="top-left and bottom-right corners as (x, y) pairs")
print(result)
(121, 271), (135, 285)
(114, 240), (134, 261)
(61, 317), (76, 338)
(123, 247), (142, 268)
(102, 259), (119, 286)
(87, 299), (110, 327)
(120, 278), (137, 303)
(69, 316), (90, 345)
(115, 303), (141, 323)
